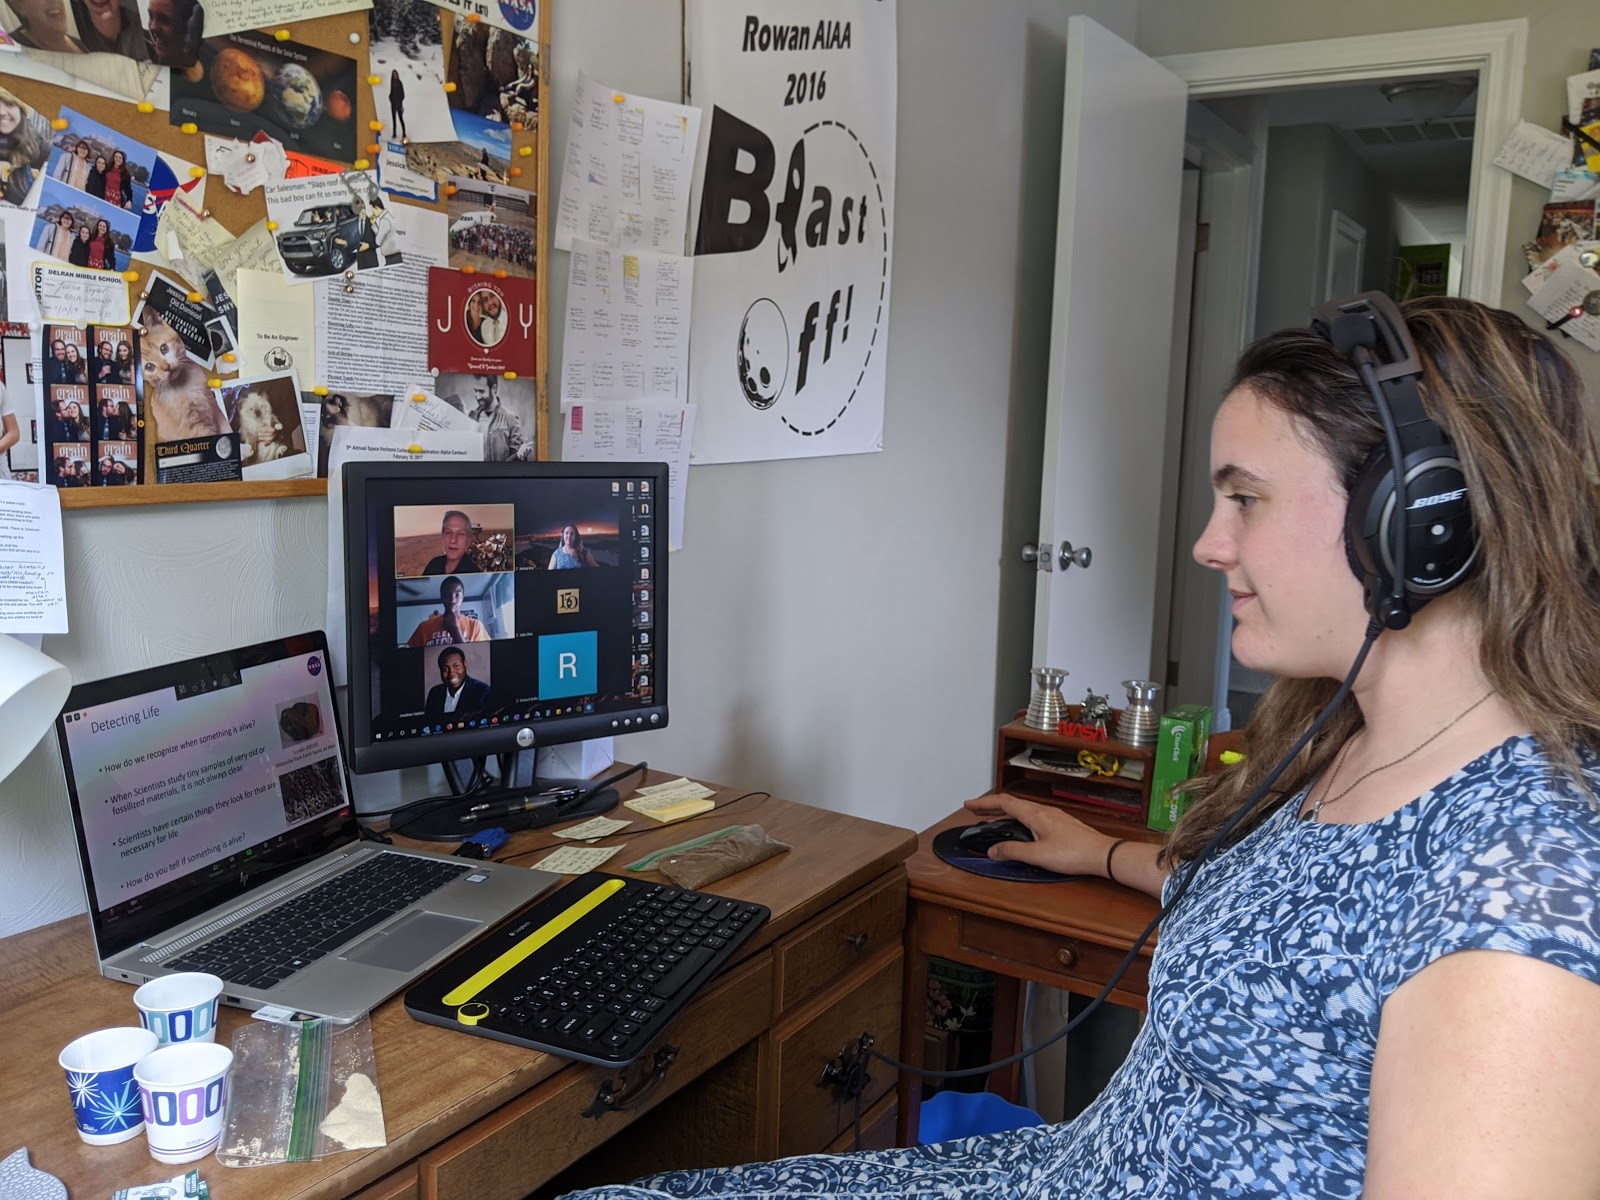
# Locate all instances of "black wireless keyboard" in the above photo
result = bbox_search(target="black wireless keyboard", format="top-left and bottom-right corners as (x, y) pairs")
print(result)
(403, 873), (769, 1066)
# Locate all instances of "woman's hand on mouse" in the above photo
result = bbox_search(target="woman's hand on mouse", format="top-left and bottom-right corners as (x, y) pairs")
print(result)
(962, 793), (1114, 876)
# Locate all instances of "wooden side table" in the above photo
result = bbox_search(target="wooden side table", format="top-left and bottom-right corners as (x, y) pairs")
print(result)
(896, 807), (1161, 1146)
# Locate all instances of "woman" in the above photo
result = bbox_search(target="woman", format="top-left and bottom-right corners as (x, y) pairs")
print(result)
(68, 222), (90, 267)
(92, 339), (115, 386)
(61, 342), (86, 384)
(0, 95), (46, 206)
(101, 148), (132, 209)
(70, 0), (149, 58)
(41, 211), (75, 260)
(112, 340), (135, 384)
(389, 69), (407, 141)
(85, 152), (106, 204)
(564, 297), (1600, 1199)
(85, 217), (111, 270)
(57, 139), (92, 191)
(6, 0), (85, 53)
(549, 525), (598, 569)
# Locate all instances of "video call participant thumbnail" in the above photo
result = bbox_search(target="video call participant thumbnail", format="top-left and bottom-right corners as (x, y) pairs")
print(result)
(423, 509), (484, 576)
(407, 575), (489, 647)
(425, 646), (489, 718)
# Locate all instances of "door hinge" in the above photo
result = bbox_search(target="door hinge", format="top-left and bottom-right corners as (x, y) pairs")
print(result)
(1195, 222), (1210, 253)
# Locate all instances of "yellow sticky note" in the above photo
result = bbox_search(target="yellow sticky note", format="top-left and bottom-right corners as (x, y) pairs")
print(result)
(623, 795), (715, 824)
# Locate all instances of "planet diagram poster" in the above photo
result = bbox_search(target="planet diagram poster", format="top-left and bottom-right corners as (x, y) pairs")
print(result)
(170, 31), (360, 164)
(684, 0), (897, 464)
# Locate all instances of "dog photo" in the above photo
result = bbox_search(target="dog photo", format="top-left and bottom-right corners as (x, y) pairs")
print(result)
(313, 388), (394, 477)
(219, 370), (311, 480)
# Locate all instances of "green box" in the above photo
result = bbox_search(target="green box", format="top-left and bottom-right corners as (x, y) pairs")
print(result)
(1145, 704), (1212, 832)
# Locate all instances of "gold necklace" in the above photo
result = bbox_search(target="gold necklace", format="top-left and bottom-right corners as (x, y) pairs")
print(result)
(1303, 692), (1494, 822)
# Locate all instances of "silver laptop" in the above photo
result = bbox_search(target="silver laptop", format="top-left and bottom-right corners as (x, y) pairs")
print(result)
(56, 631), (558, 1021)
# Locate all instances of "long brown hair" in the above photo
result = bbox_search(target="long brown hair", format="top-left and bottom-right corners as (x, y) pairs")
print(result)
(1162, 296), (1600, 865)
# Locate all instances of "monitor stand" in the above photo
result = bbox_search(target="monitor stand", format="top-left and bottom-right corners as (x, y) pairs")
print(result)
(392, 751), (620, 842)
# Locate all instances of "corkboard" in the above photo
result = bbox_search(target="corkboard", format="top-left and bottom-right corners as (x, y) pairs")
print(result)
(2, 0), (550, 509)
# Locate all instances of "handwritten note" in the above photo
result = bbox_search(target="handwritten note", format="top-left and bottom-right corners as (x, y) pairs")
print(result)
(529, 845), (627, 874)
(1493, 120), (1578, 189)
(561, 239), (694, 403)
(202, 0), (371, 39)
(0, 481), (67, 634)
(388, 388), (478, 434)
(624, 778), (717, 823)
(31, 262), (130, 326)
(1527, 246), (1600, 352)
(555, 71), (702, 254)
(562, 399), (695, 550)
(554, 815), (633, 841)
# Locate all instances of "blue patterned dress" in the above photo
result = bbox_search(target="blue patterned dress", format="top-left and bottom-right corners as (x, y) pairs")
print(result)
(562, 735), (1600, 1198)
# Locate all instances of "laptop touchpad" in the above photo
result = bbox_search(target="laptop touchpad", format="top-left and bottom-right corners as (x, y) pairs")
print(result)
(341, 911), (478, 971)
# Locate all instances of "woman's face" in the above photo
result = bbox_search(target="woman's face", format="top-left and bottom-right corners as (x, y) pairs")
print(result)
(115, 342), (131, 362)
(79, 0), (121, 34)
(110, 150), (125, 169)
(0, 102), (21, 136)
(561, 526), (577, 548)
(94, 155), (107, 171)
(14, 0), (71, 39)
(1191, 386), (1369, 680)
(77, 225), (89, 240)
(73, 141), (89, 160)
(57, 213), (72, 230)
(95, 219), (108, 236)
(65, 345), (79, 362)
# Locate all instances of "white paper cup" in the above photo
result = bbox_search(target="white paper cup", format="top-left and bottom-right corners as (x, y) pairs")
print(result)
(133, 1042), (234, 1164)
(133, 973), (223, 1045)
(58, 1026), (161, 1145)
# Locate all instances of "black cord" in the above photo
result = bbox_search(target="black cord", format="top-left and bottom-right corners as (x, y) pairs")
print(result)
(863, 619), (1386, 1095)
(1358, 357), (1410, 623)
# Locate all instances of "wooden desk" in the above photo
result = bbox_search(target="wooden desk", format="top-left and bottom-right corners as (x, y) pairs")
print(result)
(896, 807), (1161, 1145)
(0, 780), (915, 1199)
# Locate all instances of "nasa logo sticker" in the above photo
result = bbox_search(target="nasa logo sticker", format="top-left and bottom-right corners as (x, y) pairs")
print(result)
(307, 656), (323, 676)
(496, 0), (536, 33)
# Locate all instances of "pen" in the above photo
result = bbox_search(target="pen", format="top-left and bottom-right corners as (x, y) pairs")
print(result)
(459, 792), (573, 823)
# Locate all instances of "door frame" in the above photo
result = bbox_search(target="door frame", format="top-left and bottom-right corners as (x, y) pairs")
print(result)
(1152, 19), (1526, 724)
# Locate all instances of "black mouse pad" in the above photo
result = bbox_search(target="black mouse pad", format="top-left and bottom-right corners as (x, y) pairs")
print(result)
(931, 827), (1083, 883)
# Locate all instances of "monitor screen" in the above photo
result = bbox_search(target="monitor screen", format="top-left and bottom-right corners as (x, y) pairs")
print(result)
(342, 460), (667, 775)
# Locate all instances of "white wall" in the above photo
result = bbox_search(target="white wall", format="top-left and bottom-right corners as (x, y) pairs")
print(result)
(0, 0), (1141, 936)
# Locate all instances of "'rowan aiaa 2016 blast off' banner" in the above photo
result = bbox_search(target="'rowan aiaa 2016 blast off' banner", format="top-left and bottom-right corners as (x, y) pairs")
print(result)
(685, 1), (896, 464)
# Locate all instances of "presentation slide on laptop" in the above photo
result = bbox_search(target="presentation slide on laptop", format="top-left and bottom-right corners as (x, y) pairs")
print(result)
(62, 651), (345, 911)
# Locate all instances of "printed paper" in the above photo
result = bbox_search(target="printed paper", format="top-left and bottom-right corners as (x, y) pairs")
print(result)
(32, 260), (130, 324)
(445, 175), (535, 278)
(235, 267), (316, 385)
(1493, 119), (1579, 189)
(368, 0), (453, 143)
(427, 265), (535, 376)
(562, 399), (694, 550)
(264, 170), (402, 285)
(0, 479), (66, 633)
(561, 240), (692, 403)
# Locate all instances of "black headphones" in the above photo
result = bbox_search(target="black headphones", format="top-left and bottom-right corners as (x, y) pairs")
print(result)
(1311, 292), (1478, 631)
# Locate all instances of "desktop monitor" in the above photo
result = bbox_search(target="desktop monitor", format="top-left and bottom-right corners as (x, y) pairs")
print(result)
(342, 460), (667, 833)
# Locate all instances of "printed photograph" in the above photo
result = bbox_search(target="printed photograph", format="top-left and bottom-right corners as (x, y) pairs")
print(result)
(277, 695), (324, 746)
(417, 641), (491, 722)
(446, 18), (538, 135)
(406, 108), (509, 185)
(218, 370), (312, 480)
(433, 370), (536, 461)
(396, 571), (515, 647)
(87, 324), (136, 387)
(314, 388), (393, 477)
(367, 0), (454, 144)
(134, 271), (216, 366)
(154, 426), (239, 483)
(72, 0), (152, 59)
(95, 438), (138, 484)
(30, 178), (139, 271)
(265, 169), (401, 283)
(92, 383), (138, 439)
(48, 438), (90, 487)
(278, 754), (345, 824)
(446, 175), (535, 278)
(393, 502), (514, 577)
(1524, 199), (1600, 270)
(47, 106), (158, 212)
(170, 30), (358, 162)
(428, 267), (535, 376)
(0, 84), (53, 207)
(47, 383), (90, 442)
(42, 324), (89, 385)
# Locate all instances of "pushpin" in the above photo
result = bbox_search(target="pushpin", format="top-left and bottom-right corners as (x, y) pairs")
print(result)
(1219, 750), (1245, 766)
(613, 93), (625, 104)
(443, 82), (457, 94)
(343, 269), (356, 280)
(344, 284), (356, 294)
(517, 146), (532, 158)
(407, 443), (423, 455)
(222, 352), (236, 364)
(366, 143), (381, 155)
(368, 119), (383, 132)
(461, 265), (476, 275)
(429, 366), (440, 376)
(367, 74), (381, 86)
(207, 377), (222, 388)
(50, 118), (68, 130)
(180, 122), (198, 134)
(188, 166), (205, 179)
(503, 371), (517, 381)
(186, 290), (204, 303)
(466, 11), (479, 21)
(494, 269), (507, 279)
(509, 167), (522, 178)
(348, 31), (360, 43)
(511, 121), (524, 132)
(443, 184), (458, 196)
(354, 158), (370, 170)
(136, 101), (154, 114)
(121, 270), (139, 282)
(265, 220), (278, 231)
(312, 385), (329, 396)
(411, 392), (427, 403)
(274, 28), (291, 41)
(243, 153), (256, 164)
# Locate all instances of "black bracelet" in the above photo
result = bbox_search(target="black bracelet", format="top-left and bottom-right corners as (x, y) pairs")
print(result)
(1105, 838), (1129, 885)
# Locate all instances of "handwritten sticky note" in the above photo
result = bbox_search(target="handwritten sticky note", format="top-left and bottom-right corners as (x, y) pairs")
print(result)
(31, 261), (131, 326)
(1494, 119), (1579, 189)
(633, 777), (716, 801)
(529, 845), (626, 874)
(554, 815), (632, 841)
(624, 790), (716, 824)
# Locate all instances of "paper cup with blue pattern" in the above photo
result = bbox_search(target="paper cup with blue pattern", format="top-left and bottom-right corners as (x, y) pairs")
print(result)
(133, 1041), (234, 1164)
(133, 973), (223, 1045)
(57, 1026), (161, 1145)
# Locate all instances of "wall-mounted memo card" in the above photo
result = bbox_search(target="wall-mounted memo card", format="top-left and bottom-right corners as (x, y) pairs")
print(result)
(0, 0), (550, 511)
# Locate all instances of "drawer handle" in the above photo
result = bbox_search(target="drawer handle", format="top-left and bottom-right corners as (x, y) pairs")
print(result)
(816, 1032), (875, 1101)
(581, 1044), (679, 1119)
(1057, 944), (1078, 969)
(844, 931), (869, 952)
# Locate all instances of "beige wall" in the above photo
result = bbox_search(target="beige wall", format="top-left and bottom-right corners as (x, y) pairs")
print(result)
(1139, 0), (1600, 410)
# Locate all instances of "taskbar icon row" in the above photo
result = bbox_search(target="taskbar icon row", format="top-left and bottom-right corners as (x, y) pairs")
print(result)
(375, 703), (595, 740)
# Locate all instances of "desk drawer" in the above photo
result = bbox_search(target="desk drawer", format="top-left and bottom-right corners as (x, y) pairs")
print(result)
(773, 947), (902, 1158)
(774, 869), (906, 1014)
(958, 912), (1150, 998)
(420, 952), (772, 1200)
(349, 1166), (419, 1200)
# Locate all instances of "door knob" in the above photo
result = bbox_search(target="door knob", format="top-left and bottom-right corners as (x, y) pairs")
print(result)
(1059, 543), (1092, 570)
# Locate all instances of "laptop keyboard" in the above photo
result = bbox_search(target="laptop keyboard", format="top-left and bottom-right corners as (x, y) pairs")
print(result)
(165, 853), (470, 990)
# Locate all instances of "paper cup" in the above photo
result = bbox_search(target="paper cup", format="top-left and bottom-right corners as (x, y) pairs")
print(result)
(58, 1026), (161, 1145)
(133, 973), (223, 1045)
(133, 1042), (233, 1164)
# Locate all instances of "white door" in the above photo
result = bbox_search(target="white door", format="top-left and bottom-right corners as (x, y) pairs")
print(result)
(1031, 17), (1189, 701)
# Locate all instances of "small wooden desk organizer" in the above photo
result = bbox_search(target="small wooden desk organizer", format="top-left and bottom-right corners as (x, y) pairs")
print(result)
(994, 706), (1157, 834)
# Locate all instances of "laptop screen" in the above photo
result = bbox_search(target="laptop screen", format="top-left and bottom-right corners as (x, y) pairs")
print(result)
(57, 632), (359, 959)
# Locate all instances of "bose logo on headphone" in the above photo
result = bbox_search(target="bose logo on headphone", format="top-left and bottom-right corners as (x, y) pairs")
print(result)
(1405, 487), (1468, 511)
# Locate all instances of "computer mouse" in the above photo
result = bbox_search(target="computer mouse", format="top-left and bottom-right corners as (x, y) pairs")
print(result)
(956, 818), (1036, 855)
